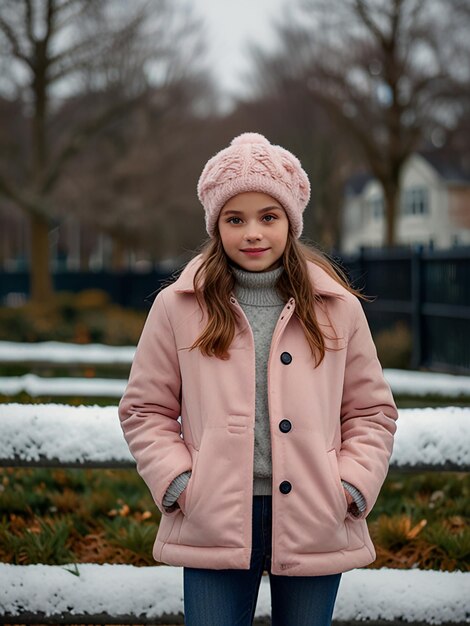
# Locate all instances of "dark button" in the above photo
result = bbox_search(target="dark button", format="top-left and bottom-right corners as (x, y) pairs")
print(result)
(279, 481), (292, 494)
(280, 351), (292, 365)
(279, 419), (292, 433)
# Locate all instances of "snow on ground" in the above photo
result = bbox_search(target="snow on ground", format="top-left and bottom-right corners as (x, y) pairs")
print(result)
(0, 341), (469, 397)
(391, 406), (470, 468)
(385, 368), (470, 397)
(2, 370), (470, 399)
(0, 374), (125, 397)
(0, 403), (133, 464)
(1, 341), (468, 622)
(0, 340), (135, 365)
(0, 403), (469, 468)
(0, 564), (468, 623)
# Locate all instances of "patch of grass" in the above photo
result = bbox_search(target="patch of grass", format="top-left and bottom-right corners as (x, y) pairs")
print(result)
(0, 515), (75, 564)
(393, 395), (470, 408)
(367, 470), (470, 571)
(101, 516), (157, 563)
(374, 513), (427, 552)
(423, 521), (470, 562)
(0, 466), (159, 565)
(0, 466), (468, 570)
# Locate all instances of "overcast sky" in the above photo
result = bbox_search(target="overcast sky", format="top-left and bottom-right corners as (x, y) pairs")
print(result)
(192, 0), (289, 106)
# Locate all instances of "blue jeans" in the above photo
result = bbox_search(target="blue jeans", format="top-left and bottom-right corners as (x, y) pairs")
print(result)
(183, 495), (342, 625)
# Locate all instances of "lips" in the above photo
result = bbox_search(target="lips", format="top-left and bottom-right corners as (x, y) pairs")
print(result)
(241, 248), (269, 252)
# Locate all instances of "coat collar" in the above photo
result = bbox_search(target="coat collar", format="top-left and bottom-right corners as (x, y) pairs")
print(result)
(173, 253), (347, 299)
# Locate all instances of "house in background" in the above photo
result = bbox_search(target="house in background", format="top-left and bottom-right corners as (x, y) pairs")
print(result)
(341, 152), (470, 253)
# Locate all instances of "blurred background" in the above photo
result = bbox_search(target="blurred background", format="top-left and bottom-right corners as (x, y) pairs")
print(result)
(0, 0), (469, 373)
(0, 2), (468, 620)
(0, 0), (469, 372)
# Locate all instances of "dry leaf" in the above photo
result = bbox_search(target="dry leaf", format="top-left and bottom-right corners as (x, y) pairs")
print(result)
(406, 519), (427, 539)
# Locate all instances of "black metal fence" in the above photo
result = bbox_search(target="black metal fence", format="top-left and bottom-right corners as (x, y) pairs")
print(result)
(0, 267), (171, 309)
(338, 245), (470, 374)
(1, 246), (469, 374)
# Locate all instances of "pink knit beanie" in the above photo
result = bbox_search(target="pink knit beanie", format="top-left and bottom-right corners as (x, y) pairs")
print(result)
(197, 132), (311, 239)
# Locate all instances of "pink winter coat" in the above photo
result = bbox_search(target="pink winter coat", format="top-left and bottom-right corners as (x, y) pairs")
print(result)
(118, 253), (399, 576)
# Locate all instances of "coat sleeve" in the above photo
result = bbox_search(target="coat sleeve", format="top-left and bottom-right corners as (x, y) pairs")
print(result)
(118, 289), (192, 515)
(338, 296), (399, 521)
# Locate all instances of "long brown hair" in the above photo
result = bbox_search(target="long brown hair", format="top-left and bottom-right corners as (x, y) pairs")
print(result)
(183, 226), (370, 367)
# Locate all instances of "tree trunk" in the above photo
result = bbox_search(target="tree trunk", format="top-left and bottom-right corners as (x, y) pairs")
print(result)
(112, 237), (127, 270)
(382, 182), (399, 247)
(30, 213), (53, 302)
(29, 35), (53, 303)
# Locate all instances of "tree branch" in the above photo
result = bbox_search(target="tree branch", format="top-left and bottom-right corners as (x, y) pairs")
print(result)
(48, 4), (148, 84)
(355, 0), (386, 45)
(47, 34), (108, 83)
(0, 15), (33, 68)
(54, 0), (86, 14)
(40, 90), (149, 194)
(54, 0), (95, 32)
(0, 170), (51, 220)
(21, 0), (35, 44)
(44, 0), (56, 47)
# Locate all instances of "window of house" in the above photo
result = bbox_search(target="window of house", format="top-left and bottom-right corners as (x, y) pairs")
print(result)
(369, 195), (384, 219)
(402, 187), (429, 215)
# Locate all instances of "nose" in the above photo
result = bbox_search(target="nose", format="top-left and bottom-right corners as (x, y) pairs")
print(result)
(244, 226), (262, 241)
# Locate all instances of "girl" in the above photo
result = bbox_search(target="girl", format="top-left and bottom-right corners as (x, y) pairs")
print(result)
(118, 132), (399, 626)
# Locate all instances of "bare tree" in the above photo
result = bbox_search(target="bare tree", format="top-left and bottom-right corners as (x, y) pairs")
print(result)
(54, 79), (216, 268)
(247, 0), (470, 246)
(0, 0), (214, 301)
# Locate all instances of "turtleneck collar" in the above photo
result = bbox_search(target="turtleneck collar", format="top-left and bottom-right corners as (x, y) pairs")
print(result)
(231, 264), (285, 306)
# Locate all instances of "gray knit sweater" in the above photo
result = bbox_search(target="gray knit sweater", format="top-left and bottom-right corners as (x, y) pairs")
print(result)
(162, 264), (366, 517)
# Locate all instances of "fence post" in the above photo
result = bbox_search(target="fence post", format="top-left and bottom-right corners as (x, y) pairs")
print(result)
(411, 243), (423, 369)
(356, 245), (366, 292)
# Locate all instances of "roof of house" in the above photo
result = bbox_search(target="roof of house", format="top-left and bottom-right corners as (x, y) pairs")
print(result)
(344, 172), (374, 196)
(344, 150), (470, 197)
(418, 150), (470, 183)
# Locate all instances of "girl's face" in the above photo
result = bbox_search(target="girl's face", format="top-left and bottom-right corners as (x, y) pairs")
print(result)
(218, 191), (289, 273)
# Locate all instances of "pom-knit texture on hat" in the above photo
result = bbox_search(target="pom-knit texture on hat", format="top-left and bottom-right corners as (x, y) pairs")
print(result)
(197, 132), (311, 238)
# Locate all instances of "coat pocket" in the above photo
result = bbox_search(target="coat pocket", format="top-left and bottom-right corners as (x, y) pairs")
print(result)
(326, 448), (349, 520)
(177, 427), (247, 548)
(177, 447), (199, 517)
(278, 433), (350, 553)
